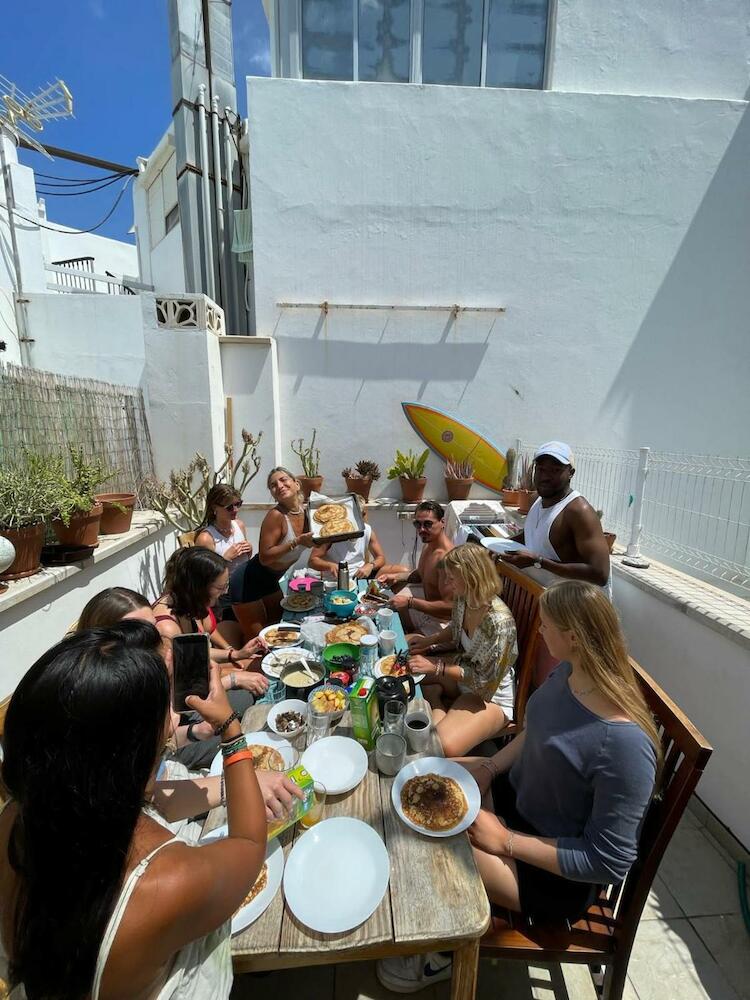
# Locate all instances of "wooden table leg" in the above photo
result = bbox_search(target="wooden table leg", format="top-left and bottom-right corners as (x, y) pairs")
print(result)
(451, 938), (480, 1000)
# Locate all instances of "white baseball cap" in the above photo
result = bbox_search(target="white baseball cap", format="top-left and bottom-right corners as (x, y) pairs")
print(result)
(534, 441), (575, 466)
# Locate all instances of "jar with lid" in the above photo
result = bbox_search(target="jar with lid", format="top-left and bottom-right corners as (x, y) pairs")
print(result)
(359, 634), (379, 677)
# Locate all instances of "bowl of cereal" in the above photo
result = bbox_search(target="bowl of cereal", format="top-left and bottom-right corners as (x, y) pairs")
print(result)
(267, 699), (308, 737)
(309, 683), (348, 722)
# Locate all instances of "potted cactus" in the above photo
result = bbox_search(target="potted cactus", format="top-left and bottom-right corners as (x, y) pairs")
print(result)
(0, 452), (61, 580)
(501, 447), (520, 507)
(51, 447), (112, 548)
(444, 457), (474, 501)
(516, 455), (537, 514)
(291, 429), (323, 499)
(342, 459), (381, 500)
(387, 448), (429, 504)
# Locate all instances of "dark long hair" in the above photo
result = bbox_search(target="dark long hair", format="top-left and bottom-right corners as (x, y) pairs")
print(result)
(77, 586), (149, 631)
(161, 546), (227, 620)
(2, 622), (170, 999)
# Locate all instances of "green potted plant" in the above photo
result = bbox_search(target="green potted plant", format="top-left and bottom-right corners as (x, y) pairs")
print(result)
(51, 446), (112, 548)
(501, 447), (520, 507)
(0, 452), (61, 580)
(341, 459), (381, 501)
(291, 429), (322, 499)
(596, 510), (617, 552)
(444, 456), (474, 501)
(516, 455), (537, 514)
(387, 448), (429, 504)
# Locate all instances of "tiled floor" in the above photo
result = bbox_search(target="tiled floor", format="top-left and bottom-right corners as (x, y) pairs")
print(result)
(230, 803), (750, 1000)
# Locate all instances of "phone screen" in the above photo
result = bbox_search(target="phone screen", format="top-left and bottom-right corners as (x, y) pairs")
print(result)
(172, 633), (210, 712)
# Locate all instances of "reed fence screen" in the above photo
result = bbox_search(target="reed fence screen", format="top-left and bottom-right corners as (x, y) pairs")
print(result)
(0, 363), (155, 497)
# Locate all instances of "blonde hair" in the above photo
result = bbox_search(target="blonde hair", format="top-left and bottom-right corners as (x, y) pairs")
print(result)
(541, 581), (663, 767)
(442, 544), (499, 607)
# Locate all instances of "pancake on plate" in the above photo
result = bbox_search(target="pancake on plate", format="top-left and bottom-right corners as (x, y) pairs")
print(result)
(248, 745), (285, 771)
(313, 503), (347, 524)
(285, 592), (316, 611)
(263, 626), (301, 648)
(236, 863), (268, 912)
(380, 653), (410, 678)
(326, 621), (370, 645)
(400, 774), (468, 832)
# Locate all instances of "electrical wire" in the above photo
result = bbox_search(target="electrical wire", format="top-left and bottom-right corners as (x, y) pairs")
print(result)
(36, 174), (129, 198)
(34, 169), (128, 184)
(5, 176), (133, 235)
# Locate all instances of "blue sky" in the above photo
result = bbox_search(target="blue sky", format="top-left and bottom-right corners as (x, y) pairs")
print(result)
(5, 0), (271, 241)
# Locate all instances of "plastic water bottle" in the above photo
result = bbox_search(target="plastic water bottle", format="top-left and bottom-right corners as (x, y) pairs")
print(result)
(359, 634), (378, 677)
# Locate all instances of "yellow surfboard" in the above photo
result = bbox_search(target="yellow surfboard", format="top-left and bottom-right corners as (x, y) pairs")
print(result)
(402, 403), (507, 494)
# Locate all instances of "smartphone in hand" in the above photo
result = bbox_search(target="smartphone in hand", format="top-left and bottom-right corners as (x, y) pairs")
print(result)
(172, 633), (211, 712)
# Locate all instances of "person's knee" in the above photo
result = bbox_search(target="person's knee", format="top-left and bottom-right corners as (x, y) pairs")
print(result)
(438, 731), (469, 759)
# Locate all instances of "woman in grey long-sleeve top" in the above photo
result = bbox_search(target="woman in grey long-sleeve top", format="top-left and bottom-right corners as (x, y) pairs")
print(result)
(464, 580), (661, 922)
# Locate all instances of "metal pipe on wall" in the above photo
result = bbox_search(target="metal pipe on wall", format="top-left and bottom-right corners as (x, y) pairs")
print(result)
(196, 84), (216, 302)
(222, 109), (238, 332)
(210, 95), (226, 313)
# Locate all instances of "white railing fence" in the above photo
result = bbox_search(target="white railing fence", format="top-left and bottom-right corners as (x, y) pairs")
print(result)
(518, 442), (750, 598)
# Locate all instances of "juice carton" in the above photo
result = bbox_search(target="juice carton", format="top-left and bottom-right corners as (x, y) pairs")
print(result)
(349, 676), (381, 750)
(267, 763), (314, 838)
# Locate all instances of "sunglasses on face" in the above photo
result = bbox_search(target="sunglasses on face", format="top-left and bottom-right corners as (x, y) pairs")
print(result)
(414, 519), (437, 529)
(223, 502), (242, 511)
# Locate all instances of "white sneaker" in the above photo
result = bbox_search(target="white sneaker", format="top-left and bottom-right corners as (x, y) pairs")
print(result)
(376, 952), (453, 993)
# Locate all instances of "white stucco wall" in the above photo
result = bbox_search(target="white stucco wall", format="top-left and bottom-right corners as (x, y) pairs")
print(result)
(149, 221), (187, 293)
(614, 573), (750, 849)
(246, 79), (750, 486)
(25, 292), (146, 387)
(551, 0), (750, 101)
(40, 224), (139, 283)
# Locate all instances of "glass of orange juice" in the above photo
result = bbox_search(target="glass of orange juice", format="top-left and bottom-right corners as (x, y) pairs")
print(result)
(299, 781), (327, 829)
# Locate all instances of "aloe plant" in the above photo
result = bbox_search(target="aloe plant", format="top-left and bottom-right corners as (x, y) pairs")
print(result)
(445, 457), (474, 479)
(342, 459), (381, 481)
(387, 448), (429, 480)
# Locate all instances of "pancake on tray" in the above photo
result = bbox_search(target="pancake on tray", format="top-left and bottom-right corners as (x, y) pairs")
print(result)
(248, 745), (285, 771)
(326, 621), (370, 645)
(313, 503), (347, 524)
(236, 863), (268, 912)
(320, 520), (354, 537)
(400, 774), (468, 832)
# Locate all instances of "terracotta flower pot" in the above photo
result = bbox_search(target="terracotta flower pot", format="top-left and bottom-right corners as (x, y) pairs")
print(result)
(445, 477), (473, 501)
(399, 477), (427, 504)
(297, 476), (323, 500)
(517, 490), (537, 515)
(96, 492), (136, 535)
(52, 503), (103, 549)
(344, 476), (372, 500)
(501, 488), (520, 507)
(604, 531), (617, 553)
(0, 523), (45, 580)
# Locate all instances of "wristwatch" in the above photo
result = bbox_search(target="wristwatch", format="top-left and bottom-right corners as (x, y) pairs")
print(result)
(533, 557), (543, 569)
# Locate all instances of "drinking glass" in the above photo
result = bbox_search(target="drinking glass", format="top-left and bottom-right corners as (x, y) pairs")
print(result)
(306, 707), (331, 747)
(376, 607), (394, 631)
(383, 699), (406, 736)
(268, 747), (300, 774)
(299, 781), (327, 829)
(375, 733), (407, 776)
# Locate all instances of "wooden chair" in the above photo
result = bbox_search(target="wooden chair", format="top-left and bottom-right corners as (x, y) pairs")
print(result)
(494, 560), (544, 728)
(178, 530), (197, 548)
(480, 659), (713, 1000)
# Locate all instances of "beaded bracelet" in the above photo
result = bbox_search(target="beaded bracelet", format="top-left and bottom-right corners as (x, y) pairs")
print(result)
(213, 710), (240, 736)
(219, 773), (226, 807)
(221, 736), (248, 758)
(224, 749), (254, 768)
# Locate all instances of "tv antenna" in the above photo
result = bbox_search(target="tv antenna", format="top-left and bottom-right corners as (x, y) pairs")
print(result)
(0, 75), (73, 158)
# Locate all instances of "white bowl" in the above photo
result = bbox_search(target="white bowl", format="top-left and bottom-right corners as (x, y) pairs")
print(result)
(267, 699), (308, 737)
(391, 756), (481, 838)
(301, 736), (368, 795)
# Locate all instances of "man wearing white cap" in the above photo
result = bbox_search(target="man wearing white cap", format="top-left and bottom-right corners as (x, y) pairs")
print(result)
(502, 441), (611, 595)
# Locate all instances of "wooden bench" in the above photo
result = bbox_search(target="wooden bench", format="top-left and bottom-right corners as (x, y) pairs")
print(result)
(480, 659), (713, 1000)
(494, 560), (544, 728)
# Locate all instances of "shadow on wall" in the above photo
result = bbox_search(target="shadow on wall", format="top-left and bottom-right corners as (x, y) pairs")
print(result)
(600, 105), (750, 452)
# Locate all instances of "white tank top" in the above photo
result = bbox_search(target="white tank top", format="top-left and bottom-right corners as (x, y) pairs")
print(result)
(323, 524), (372, 571)
(204, 521), (249, 574)
(274, 512), (307, 571)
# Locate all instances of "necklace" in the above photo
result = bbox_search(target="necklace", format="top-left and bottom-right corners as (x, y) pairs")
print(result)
(571, 680), (597, 697)
(465, 600), (490, 612)
(285, 506), (304, 516)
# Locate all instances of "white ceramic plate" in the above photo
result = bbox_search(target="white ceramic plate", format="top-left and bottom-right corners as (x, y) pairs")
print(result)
(259, 623), (304, 650)
(267, 699), (308, 737)
(200, 825), (284, 934)
(261, 647), (310, 680)
(209, 731), (295, 777)
(373, 655), (425, 686)
(300, 736), (368, 795)
(391, 757), (481, 838)
(280, 593), (321, 614)
(480, 538), (524, 555)
(283, 817), (389, 933)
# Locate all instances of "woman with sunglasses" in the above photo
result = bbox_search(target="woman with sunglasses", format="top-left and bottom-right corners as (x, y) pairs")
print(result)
(195, 485), (254, 647)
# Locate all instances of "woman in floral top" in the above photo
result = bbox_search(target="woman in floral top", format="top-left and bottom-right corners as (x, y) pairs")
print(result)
(409, 543), (517, 757)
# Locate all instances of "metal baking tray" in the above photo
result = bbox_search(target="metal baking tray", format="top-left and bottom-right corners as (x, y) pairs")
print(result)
(309, 492), (366, 546)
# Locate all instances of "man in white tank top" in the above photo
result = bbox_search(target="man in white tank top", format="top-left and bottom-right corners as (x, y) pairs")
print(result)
(501, 441), (612, 596)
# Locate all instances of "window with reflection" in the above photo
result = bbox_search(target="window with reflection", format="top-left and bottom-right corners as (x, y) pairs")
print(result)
(302, 0), (355, 80)
(485, 0), (549, 89)
(422, 0), (484, 87)
(359, 0), (412, 82)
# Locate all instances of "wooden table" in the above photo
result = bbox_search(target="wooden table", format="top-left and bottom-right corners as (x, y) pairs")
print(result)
(203, 701), (490, 999)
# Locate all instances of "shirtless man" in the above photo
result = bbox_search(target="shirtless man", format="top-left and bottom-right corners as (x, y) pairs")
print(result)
(377, 501), (454, 634)
(501, 441), (611, 591)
